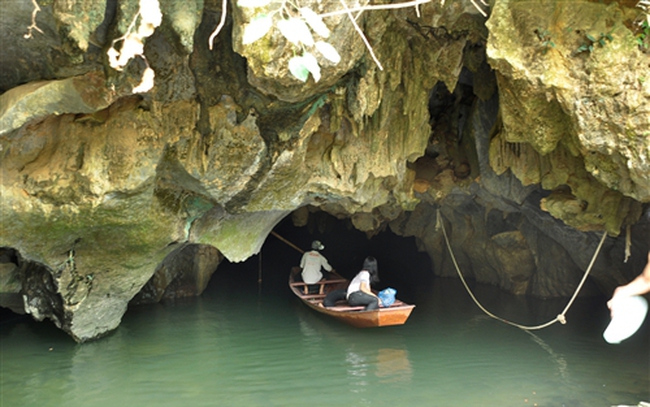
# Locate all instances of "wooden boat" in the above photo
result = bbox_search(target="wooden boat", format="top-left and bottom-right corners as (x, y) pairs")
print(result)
(289, 267), (415, 328)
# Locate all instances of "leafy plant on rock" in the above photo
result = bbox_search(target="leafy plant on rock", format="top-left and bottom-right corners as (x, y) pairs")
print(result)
(534, 28), (555, 54)
(574, 31), (613, 55)
(638, 0), (650, 25)
(636, 19), (650, 51)
(23, 0), (493, 86)
(238, 0), (341, 83)
(206, 0), (490, 84)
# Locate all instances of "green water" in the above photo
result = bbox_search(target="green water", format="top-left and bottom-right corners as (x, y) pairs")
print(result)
(1, 261), (648, 407)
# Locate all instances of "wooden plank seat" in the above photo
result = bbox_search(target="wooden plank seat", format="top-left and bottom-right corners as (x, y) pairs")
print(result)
(301, 294), (327, 300)
(289, 279), (347, 287)
(291, 278), (348, 294)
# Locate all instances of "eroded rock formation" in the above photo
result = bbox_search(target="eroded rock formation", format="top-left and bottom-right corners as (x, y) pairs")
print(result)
(0, 0), (648, 341)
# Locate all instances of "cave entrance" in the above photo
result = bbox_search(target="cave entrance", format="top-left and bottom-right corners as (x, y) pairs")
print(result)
(203, 209), (433, 304)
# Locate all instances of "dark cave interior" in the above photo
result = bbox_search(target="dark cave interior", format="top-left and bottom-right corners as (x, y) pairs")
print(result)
(208, 210), (434, 304)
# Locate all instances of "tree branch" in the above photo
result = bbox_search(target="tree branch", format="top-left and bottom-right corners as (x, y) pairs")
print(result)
(320, 0), (433, 19)
(469, 0), (488, 17)
(24, 0), (44, 39)
(209, 0), (229, 50)
(339, 0), (383, 71)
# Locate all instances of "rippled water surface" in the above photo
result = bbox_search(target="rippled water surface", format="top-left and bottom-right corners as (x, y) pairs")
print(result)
(2, 237), (649, 407)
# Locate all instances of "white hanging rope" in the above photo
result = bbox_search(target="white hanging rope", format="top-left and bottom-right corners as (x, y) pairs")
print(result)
(435, 209), (608, 330)
(624, 224), (631, 263)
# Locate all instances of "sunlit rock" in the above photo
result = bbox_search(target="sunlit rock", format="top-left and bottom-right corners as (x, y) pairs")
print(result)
(191, 209), (290, 262)
(486, 0), (650, 231)
(0, 72), (118, 136)
(231, 0), (365, 102)
(52, 0), (107, 55)
(0, 99), (195, 341)
(159, 0), (204, 54)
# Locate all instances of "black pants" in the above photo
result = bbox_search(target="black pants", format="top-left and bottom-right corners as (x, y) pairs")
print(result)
(347, 291), (379, 311)
(323, 289), (347, 307)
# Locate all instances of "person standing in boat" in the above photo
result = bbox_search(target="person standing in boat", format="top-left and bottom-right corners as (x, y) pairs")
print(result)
(347, 256), (382, 311)
(300, 240), (332, 294)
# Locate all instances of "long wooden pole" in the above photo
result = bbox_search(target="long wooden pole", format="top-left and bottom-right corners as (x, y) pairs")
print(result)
(270, 231), (305, 254)
(258, 250), (262, 294)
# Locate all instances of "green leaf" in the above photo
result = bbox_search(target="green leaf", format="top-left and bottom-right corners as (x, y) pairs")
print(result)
(598, 39), (605, 46)
(277, 18), (314, 46)
(315, 41), (340, 64)
(288, 56), (310, 82)
(586, 34), (596, 42)
(301, 52), (321, 82)
(277, 19), (301, 45)
(238, 0), (272, 8)
(605, 34), (613, 41)
(300, 7), (330, 38)
(242, 14), (273, 44)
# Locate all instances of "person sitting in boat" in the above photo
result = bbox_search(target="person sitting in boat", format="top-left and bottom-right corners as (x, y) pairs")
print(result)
(300, 240), (332, 294)
(346, 256), (382, 311)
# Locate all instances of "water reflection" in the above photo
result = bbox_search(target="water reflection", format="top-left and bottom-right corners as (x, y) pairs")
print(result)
(464, 314), (571, 381)
(69, 329), (128, 404)
(343, 346), (414, 397)
(525, 330), (569, 381)
(295, 302), (413, 395)
(375, 348), (412, 383)
(345, 348), (369, 394)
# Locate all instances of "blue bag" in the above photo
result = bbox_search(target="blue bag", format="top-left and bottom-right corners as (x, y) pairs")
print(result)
(378, 288), (397, 307)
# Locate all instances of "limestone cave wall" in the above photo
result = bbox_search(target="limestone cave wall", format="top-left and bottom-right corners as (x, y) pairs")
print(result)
(0, 0), (649, 341)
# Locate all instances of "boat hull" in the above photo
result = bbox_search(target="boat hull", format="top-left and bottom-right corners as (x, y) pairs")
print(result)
(289, 267), (415, 328)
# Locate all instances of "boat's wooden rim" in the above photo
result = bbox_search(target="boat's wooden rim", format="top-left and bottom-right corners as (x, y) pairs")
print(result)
(289, 267), (415, 314)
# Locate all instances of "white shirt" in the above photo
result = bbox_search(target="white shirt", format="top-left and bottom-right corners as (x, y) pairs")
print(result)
(300, 250), (332, 284)
(347, 270), (370, 298)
